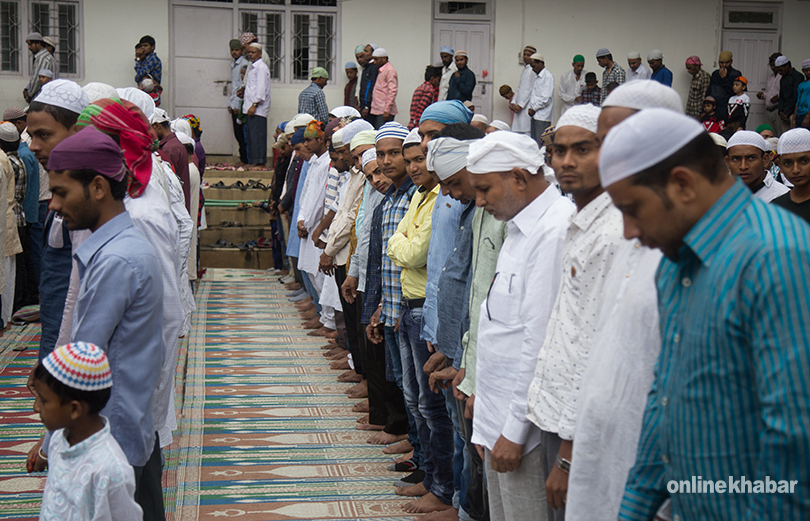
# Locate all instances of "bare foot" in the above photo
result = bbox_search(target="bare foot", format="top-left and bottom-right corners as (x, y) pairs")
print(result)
(418, 507), (459, 521)
(300, 311), (318, 321)
(325, 330), (338, 339)
(325, 350), (348, 360)
(396, 482), (428, 498)
(367, 431), (407, 445)
(402, 492), (452, 514)
(347, 380), (368, 398)
(294, 301), (314, 310)
(330, 359), (350, 370)
(321, 344), (336, 350)
(352, 399), (369, 412)
(302, 318), (322, 329)
(309, 327), (334, 337)
(393, 449), (414, 462)
(285, 282), (302, 290)
(383, 440), (414, 455)
(356, 422), (385, 431)
(337, 370), (357, 381)
(357, 414), (369, 424)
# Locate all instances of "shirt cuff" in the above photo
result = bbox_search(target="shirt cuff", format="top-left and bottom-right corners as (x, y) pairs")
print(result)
(348, 260), (359, 279)
(501, 410), (532, 445)
(618, 490), (662, 521)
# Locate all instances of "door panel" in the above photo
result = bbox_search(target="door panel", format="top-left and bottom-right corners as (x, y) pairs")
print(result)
(723, 29), (779, 132)
(433, 22), (492, 119)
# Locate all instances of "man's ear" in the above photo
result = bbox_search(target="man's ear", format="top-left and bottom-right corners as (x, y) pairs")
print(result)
(510, 167), (529, 191)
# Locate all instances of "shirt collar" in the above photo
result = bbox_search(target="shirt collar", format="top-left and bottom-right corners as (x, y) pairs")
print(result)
(35, 48), (48, 59)
(59, 417), (111, 459)
(75, 212), (135, 270)
(571, 191), (614, 232)
(159, 132), (178, 147)
(680, 180), (750, 267)
(509, 183), (561, 236)
(386, 176), (414, 200)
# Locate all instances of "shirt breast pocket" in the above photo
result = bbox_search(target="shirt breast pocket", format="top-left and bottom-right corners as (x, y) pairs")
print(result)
(484, 272), (523, 326)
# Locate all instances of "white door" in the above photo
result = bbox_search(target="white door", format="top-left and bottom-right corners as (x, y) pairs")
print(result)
(172, 4), (236, 155)
(433, 22), (493, 119)
(722, 30), (779, 132)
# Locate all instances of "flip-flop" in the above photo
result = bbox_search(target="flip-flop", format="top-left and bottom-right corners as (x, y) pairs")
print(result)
(229, 181), (245, 189)
(211, 181), (226, 188)
(256, 237), (273, 248)
(208, 238), (236, 248)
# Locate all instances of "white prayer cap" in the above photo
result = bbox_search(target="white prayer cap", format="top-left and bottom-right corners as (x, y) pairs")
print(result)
(361, 148), (377, 169)
(596, 48), (611, 58)
(341, 118), (374, 148)
(330, 106), (361, 119)
(777, 128), (810, 155)
(426, 137), (474, 180)
(38, 69), (53, 78)
(774, 55), (788, 67)
(172, 118), (193, 138)
(603, 80), (684, 113)
(82, 82), (117, 103)
(709, 132), (727, 148)
(726, 130), (768, 152)
(332, 128), (345, 148)
(555, 104), (601, 134)
(290, 113), (316, 128)
(627, 51), (641, 60)
(150, 107), (170, 125)
(530, 53), (544, 62)
(33, 79), (89, 115)
(489, 120), (511, 131)
(25, 32), (43, 42)
(372, 48), (388, 58)
(647, 49), (664, 61)
(403, 127), (422, 147)
(116, 87), (156, 121)
(176, 131), (194, 146)
(351, 130), (377, 151)
(248, 42), (262, 50)
(467, 131), (544, 175)
(471, 114), (489, 125)
(369, 43), (378, 50)
(766, 136), (779, 153)
(599, 108), (703, 188)
(0, 122), (20, 142)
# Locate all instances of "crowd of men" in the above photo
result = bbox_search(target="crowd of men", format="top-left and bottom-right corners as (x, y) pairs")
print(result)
(4, 28), (810, 521)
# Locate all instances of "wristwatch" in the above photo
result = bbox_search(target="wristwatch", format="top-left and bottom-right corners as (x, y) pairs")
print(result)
(555, 454), (571, 474)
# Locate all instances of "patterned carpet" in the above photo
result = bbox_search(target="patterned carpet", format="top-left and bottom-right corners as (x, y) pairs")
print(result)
(0, 269), (412, 520)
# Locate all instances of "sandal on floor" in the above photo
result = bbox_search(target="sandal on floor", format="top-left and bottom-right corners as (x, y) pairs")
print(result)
(208, 238), (236, 248)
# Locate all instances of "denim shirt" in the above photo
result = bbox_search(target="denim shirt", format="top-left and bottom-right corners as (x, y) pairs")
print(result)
(17, 143), (40, 224)
(436, 200), (475, 366)
(72, 212), (165, 467)
(421, 192), (464, 345)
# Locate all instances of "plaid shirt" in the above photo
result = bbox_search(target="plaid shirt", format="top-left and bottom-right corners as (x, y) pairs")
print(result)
(298, 82), (329, 123)
(135, 52), (162, 85)
(581, 87), (602, 107)
(686, 69), (712, 119)
(408, 81), (437, 129)
(361, 202), (384, 325)
(7, 152), (26, 227)
(601, 63), (626, 104)
(380, 177), (416, 326)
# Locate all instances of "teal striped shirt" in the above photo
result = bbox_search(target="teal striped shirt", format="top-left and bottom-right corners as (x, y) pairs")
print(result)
(620, 180), (810, 520)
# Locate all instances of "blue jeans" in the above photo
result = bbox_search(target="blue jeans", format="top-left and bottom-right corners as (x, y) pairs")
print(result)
(445, 385), (471, 517)
(385, 325), (421, 467)
(28, 200), (48, 284)
(399, 306), (455, 505)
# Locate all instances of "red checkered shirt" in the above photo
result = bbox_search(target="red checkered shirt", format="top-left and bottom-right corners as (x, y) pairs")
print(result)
(408, 81), (438, 129)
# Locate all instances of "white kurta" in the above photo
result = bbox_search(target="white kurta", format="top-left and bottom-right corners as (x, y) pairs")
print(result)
(512, 64), (536, 134)
(558, 68), (588, 114)
(628, 64), (651, 81)
(438, 61), (457, 101)
(187, 162), (200, 281)
(566, 241), (663, 521)
(753, 174), (790, 202)
(297, 150), (331, 274)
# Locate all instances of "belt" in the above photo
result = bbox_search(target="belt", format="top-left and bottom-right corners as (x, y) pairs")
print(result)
(406, 298), (425, 309)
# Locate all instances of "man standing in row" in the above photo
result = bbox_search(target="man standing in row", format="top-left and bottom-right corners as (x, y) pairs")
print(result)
(758, 53), (783, 135)
(627, 52), (650, 81)
(559, 55), (587, 114)
(596, 48), (625, 105)
(228, 39), (249, 165)
(370, 49), (398, 129)
(438, 46), (457, 102)
(685, 55), (711, 119)
(358, 44), (378, 123)
(648, 50), (672, 87)
(24, 32), (56, 103)
(298, 67), (329, 124)
(448, 51), (476, 103)
(245, 43), (272, 169)
(707, 50), (740, 120)
(528, 53), (554, 146)
(511, 45), (538, 135)
(776, 55), (805, 128)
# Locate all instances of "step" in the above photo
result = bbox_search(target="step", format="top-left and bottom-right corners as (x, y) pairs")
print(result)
(204, 177), (273, 188)
(200, 225), (274, 245)
(203, 186), (272, 200)
(200, 247), (277, 270)
(205, 207), (275, 227)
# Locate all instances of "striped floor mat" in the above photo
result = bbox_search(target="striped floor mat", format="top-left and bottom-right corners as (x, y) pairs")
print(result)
(0, 268), (412, 520)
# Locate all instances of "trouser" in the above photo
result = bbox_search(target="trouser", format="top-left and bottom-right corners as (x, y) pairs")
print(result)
(300, 270), (322, 314)
(539, 430), (565, 521)
(246, 114), (268, 165)
(445, 383), (472, 519)
(231, 112), (249, 164)
(133, 435), (166, 521)
(334, 265), (364, 375)
(399, 305), (454, 505)
(530, 120), (551, 147)
(458, 395), (489, 521)
(28, 200), (47, 286)
(364, 298), (408, 434)
(370, 113), (394, 130)
(385, 324), (422, 466)
(280, 214), (291, 271)
(766, 108), (784, 136)
(15, 225), (38, 311)
(334, 310), (348, 349)
(289, 256), (304, 285)
(2, 256), (15, 326)
(485, 445), (547, 521)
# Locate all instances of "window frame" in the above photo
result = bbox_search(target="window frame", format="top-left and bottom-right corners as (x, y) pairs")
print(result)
(0, 0), (83, 78)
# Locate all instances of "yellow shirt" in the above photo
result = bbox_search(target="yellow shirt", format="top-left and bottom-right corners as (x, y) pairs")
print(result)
(386, 184), (439, 300)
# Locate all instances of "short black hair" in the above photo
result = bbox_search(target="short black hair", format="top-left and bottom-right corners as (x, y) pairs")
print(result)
(139, 35), (156, 47)
(68, 168), (129, 201)
(438, 123), (485, 140)
(630, 132), (727, 193)
(602, 53), (613, 61)
(0, 138), (20, 153)
(585, 72), (597, 82)
(34, 362), (111, 415)
(28, 101), (79, 130)
(183, 143), (195, 155)
(424, 65), (441, 82)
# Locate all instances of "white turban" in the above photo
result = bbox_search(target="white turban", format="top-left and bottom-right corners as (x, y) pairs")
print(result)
(726, 130), (768, 152)
(600, 108), (703, 188)
(361, 148), (377, 169)
(426, 137), (474, 180)
(709, 133), (727, 148)
(467, 131), (544, 175)
(150, 107), (170, 125)
(603, 80), (683, 114)
(777, 128), (810, 155)
(555, 104), (601, 134)
(33, 79), (89, 115)
(290, 113), (316, 129)
(647, 49), (664, 61)
(172, 118), (193, 139)
(403, 127), (421, 147)
(176, 131), (194, 146)
(341, 118), (374, 147)
(116, 87), (156, 121)
(766, 137), (779, 153)
(488, 120), (511, 131)
(82, 82), (118, 104)
(471, 114), (489, 125)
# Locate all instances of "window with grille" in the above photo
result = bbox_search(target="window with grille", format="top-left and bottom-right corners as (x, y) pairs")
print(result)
(237, 0), (337, 84)
(0, 0), (81, 76)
